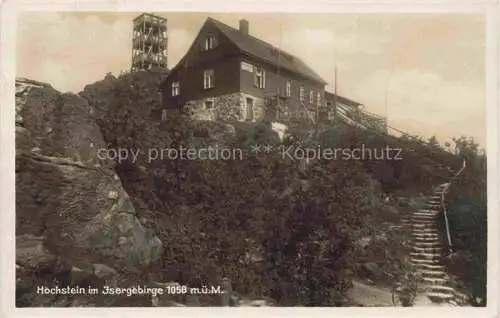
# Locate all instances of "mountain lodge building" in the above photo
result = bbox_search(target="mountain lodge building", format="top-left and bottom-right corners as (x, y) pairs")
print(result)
(159, 17), (329, 124)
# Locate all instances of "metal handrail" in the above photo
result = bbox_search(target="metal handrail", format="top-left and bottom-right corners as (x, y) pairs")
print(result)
(441, 159), (466, 253)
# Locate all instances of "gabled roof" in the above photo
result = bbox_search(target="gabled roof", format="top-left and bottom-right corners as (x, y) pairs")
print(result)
(207, 18), (327, 85)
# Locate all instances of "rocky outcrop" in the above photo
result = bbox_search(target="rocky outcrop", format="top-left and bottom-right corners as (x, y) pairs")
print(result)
(15, 78), (163, 306)
(17, 83), (107, 164)
(78, 70), (168, 122)
(78, 72), (119, 121)
(16, 234), (58, 270)
(15, 78), (52, 126)
(16, 152), (162, 270)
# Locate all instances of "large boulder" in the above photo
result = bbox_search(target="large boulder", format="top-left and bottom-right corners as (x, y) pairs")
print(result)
(18, 83), (108, 165)
(78, 72), (119, 120)
(15, 78), (163, 273)
(360, 262), (383, 279)
(15, 78), (53, 126)
(16, 234), (58, 270)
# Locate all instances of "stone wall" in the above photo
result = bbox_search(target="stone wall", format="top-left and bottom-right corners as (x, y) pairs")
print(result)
(181, 91), (320, 126)
(240, 92), (265, 121)
(185, 92), (265, 122)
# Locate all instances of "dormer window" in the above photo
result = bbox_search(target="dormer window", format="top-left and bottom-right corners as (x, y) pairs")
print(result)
(204, 35), (217, 51)
(171, 81), (180, 96)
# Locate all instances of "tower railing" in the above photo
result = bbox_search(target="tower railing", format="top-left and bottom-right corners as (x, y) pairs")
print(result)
(131, 13), (168, 72)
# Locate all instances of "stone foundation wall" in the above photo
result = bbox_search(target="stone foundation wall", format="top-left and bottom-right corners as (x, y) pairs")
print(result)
(185, 92), (265, 122)
(265, 97), (317, 125)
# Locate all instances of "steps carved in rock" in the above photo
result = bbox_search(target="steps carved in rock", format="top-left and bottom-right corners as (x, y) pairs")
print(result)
(412, 214), (438, 220)
(402, 183), (464, 306)
(414, 242), (441, 247)
(416, 209), (440, 214)
(414, 264), (445, 270)
(417, 269), (446, 277)
(412, 246), (442, 253)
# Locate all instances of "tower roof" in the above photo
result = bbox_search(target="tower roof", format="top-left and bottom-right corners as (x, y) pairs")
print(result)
(133, 13), (167, 23)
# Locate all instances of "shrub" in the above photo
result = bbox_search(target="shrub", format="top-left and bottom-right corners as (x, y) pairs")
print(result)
(87, 72), (480, 306)
(445, 137), (487, 305)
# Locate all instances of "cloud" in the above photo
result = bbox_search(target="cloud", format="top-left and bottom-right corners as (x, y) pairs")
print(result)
(17, 12), (131, 92)
(299, 28), (333, 44)
(358, 68), (485, 144)
(386, 19), (458, 69)
(167, 29), (195, 68)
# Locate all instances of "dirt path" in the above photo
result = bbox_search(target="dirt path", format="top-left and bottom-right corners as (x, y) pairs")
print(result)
(345, 280), (394, 306)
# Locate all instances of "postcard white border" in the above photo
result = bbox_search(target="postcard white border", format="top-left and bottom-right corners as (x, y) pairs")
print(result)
(1, 0), (498, 317)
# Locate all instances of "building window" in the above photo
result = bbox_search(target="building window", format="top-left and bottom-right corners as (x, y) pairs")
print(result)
(241, 61), (253, 72)
(204, 69), (215, 89)
(204, 35), (217, 51)
(254, 67), (266, 89)
(161, 109), (167, 121)
(204, 100), (214, 111)
(309, 90), (314, 104)
(286, 80), (292, 97)
(171, 81), (180, 96)
(299, 86), (305, 103)
(317, 92), (321, 107)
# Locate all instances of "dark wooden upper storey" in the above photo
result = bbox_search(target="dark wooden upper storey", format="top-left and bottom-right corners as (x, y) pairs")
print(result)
(160, 17), (328, 110)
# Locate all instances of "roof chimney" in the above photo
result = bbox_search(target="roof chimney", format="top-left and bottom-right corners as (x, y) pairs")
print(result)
(239, 19), (249, 35)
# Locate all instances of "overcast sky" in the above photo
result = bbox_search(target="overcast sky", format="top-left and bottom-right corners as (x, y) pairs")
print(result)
(16, 12), (485, 146)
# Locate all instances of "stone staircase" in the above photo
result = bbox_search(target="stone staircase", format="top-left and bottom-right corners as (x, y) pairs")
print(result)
(403, 183), (468, 306)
